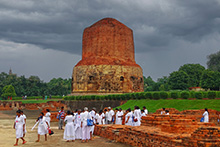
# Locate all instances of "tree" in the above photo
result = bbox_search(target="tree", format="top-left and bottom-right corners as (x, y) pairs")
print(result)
(168, 71), (189, 90)
(207, 51), (220, 72)
(1, 85), (16, 99)
(143, 76), (155, 91)
(200, 69), (220, 90)
(179, 64), (205, 87)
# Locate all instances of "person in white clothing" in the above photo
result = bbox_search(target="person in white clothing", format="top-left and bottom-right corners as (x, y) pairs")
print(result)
(96, 110), (103, 125)
(36, 112), (49, 142)
(115, 108), (123, 125)
(107, 107), (115, 124)
(203, 108), (209, 123)
(20, 110), (27, 137)
(45, 109), (51, 127)
(133, 106), (142, 126)
(13, 110), (27, 146)
(104, 109), (108, 124)
(74, 109), (82, 140)
(81, 107), (91, 143)
(125, 108), (133, 126)
(90, 108), (96, 140)
(161, 108), (166, 115)
(63, 110), (75, 142)
(165, 110), (169, 115)
(143, 106), (148, 115)
(141, 110), (146, 117)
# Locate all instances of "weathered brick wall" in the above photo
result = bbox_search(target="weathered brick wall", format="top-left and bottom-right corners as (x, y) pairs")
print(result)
(72, 18), (144, 94)
(94, 109), (220, 147)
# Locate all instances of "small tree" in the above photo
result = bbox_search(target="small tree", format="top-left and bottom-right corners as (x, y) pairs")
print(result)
(1, 85), (16, 99)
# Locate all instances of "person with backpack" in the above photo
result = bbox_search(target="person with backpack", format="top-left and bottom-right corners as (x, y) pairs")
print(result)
(57, 106), (65, 129)
(81, 107), (92, 143)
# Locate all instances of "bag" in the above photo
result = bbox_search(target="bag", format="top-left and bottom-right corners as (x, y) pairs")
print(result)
(87, 119), (93, 126)
(48, 128), (54, 135)
(133, 118), (138, 122)
(200, 117), (204, 122)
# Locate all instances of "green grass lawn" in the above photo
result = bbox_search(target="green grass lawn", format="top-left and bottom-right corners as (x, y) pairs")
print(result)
(1, 99), (62, 104)
(116, 99), (220, 113)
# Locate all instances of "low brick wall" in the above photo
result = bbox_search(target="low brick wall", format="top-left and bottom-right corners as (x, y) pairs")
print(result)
(94, 113), (220, 147)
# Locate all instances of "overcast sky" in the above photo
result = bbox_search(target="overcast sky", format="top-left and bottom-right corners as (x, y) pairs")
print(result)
(0, 0), (220, 82)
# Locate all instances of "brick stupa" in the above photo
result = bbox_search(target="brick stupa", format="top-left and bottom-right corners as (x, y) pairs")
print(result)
(72, 18), (144, 94)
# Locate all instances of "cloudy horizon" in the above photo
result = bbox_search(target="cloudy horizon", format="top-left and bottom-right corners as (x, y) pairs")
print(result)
(0, 0), (220, 82)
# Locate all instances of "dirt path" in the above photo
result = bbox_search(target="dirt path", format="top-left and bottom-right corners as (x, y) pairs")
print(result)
(0, 118), (130, 147)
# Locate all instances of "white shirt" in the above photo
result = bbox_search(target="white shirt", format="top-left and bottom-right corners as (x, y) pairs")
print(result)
(96, 114), (102, 124)
(144, 109), (148, 115)
(15, 115), (24, 129)
(81, 111), (91, 126)
(74, 113), (82, 126)
(116, 111), (123, 120)
(64, 115), (74, 124)
(203, 111), (209, 122)
(45, 112), (51, 122)
(107, 110), (115, 121)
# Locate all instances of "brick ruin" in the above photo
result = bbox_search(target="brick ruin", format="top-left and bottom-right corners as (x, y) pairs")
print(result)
(72, 18), (144, 94)
(94, 109), (220, 147)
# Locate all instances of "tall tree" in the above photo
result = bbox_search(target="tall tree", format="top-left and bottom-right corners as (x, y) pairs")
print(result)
(143, 76), (155, 91)
(168, 71), (189, 90)
(200, 70), (220, 90)
(179, 64), (205, 87)
(207, 51), (220, 72)
(1, 85), (16, 99)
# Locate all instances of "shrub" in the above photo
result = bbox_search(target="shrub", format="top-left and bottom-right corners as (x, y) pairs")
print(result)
(91, 95), (96, 100)
(152, 92), (160, 100)
(195, 92), (203, 99)
(202, 91), (208, 98)
(160, 91), (168, 99)
(217, 91), (220, 98)
(189, 91), (196, 98)
(208, 91), (216, 99)
(180, 91), (190, 99)
(145, 92), (152, 99)
(170, 92), (178, 99)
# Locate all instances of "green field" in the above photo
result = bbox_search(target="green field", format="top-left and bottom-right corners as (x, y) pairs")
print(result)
(116, 99), (220, 113)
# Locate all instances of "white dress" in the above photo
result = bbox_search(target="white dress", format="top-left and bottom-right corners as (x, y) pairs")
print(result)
(96, 114), (102, 125)
(133, 109), (141, 126)
(15, 116), (24, 139)
(63, 115), (75, 140)
(125, 112), (133, 126)
(38, 116), (48, 135)
(45, 112), (51, 126)
(115, 111), (123, 125)
(144, 109), (148, 115)
(22, 114), (27, 133)
(101, 113), (105, 124)
(74, 113), (82, 139)
(203, 111), (209, 122)
(81, 111), (91, 140)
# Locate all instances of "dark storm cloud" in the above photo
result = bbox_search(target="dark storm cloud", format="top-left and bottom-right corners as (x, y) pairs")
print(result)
(0, 0), (220, 54)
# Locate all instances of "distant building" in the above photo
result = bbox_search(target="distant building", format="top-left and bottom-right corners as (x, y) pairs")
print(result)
(189, 87), (204, 91)
(9, 68), (12, 75)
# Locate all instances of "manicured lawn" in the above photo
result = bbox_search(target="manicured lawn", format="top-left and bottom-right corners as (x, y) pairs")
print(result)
(116, 99), (220, 113)
(1, 99), (62, 104)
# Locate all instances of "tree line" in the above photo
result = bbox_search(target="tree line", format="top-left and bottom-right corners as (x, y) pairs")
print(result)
(144, 50), (220, 91)
(0, 72), (71, 97)
(1, 51), (220, 98)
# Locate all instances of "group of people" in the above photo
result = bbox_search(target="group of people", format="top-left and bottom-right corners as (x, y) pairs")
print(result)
(13, 106), (212, 145)
(56, 106), (149, 143)
(13, 109), (51, 146)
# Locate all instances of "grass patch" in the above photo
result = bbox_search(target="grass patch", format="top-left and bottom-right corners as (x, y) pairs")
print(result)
(116, 99), (220, 113)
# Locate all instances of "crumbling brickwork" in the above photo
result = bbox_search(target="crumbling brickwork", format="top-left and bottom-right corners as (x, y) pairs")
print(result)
(72, 18), (144, 94)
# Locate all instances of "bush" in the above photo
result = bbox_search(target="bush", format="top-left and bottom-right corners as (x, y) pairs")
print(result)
(160, 91), (168, 99)
(189, 91), (196, 98)
(202, 91), (208, 98)
(170, 92), (178, 99)
(217, 91), (220, 98)
(152, 92), (160, 100)
(208, 91), (216, 99)
(195, 92), (203, 99)
(145, 92), (152, 99)
(180, 91), (190, 99)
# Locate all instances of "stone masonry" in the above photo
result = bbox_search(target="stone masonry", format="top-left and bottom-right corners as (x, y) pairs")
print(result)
(72, 18), (144, 94)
